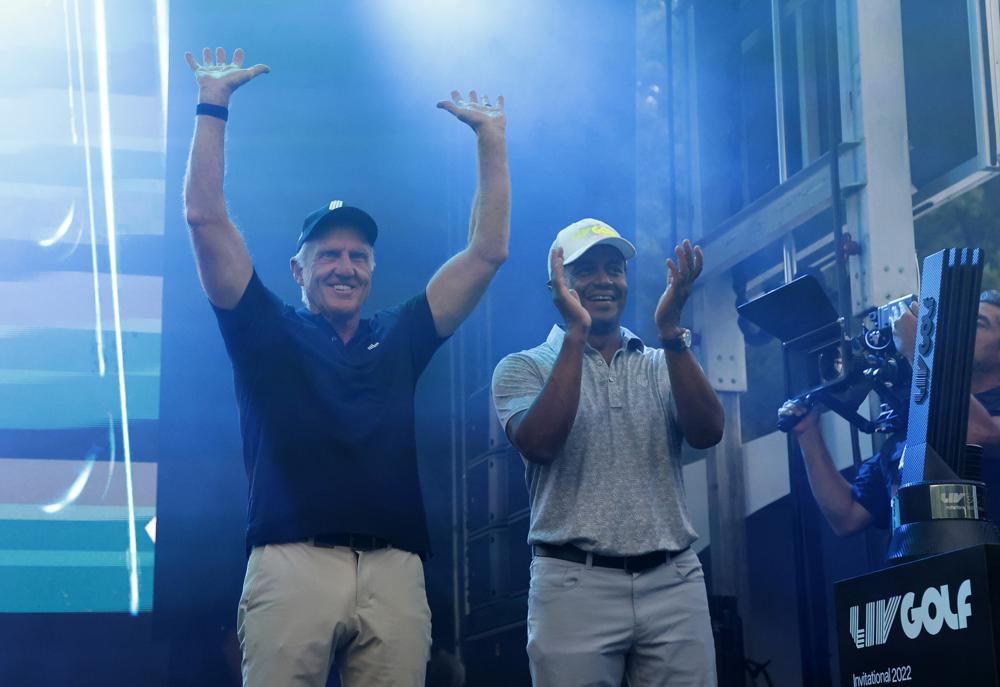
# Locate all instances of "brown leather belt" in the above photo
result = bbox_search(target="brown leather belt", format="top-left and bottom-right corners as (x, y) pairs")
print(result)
(533, 542), (689, 573)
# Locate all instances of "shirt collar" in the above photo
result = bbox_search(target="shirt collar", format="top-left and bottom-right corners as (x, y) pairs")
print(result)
(545, 325), (645, 353)
(298, 308), (374, 347)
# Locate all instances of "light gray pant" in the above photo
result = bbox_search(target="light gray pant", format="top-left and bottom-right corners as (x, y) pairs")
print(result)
(527, 548), (717, 687)
(237, 542), (431, 687)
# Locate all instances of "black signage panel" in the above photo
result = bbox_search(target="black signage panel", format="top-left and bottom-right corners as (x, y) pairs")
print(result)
(835, 544), (1000, 686)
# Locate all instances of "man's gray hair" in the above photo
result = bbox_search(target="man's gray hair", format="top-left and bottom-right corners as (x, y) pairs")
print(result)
(982, 290), (1000, 309)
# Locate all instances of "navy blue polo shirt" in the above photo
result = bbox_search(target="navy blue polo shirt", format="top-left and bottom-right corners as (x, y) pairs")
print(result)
(212, 271), (448, 555)
(852, 387), (1000, 529)
(851, 432), (905, 530)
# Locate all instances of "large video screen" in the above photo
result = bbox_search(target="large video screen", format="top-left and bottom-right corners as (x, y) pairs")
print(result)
(0, 0), (167, 614)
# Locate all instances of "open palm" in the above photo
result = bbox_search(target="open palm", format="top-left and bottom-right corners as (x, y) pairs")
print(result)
(655, 239), (703, 336)
(437, 90), (506, 133)
(185, 47), (270, 102)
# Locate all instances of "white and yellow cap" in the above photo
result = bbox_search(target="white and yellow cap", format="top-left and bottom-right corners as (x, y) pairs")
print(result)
(548, 218), (636, 279)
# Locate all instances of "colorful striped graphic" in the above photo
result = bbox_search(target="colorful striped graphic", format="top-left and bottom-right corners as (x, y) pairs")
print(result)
(0, 0), (166, 614)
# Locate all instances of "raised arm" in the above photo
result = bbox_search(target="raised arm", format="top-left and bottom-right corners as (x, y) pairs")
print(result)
(784, 403), (873, 536)
(654, 240), (725, 449)
(183, 47), (269, 309)
(506, 249), (590, 464)
(426, 91), (510, 337)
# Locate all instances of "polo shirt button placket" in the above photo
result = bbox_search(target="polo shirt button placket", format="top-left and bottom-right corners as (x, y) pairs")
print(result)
(609, 366), (623, 408)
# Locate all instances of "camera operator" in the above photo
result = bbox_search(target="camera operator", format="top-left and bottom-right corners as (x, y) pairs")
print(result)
(781, 290), (1000, 536)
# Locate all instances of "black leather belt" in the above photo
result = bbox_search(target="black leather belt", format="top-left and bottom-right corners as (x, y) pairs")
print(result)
(311, 533), (391, 551)
(533, 542), (689, 573)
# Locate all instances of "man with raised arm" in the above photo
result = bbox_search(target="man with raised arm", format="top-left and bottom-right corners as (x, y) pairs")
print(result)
(492, 222), (724, 686)
(183, 47), (509, 687)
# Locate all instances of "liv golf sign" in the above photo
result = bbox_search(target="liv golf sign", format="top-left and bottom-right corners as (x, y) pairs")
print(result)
(835, 545), (1000, 686)
(849, 580), (972, 648)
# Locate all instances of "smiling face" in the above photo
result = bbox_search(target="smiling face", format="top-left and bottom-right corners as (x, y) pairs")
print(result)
(564, 244), (628, 335)
(290, 226), (374, 323)
(974, 302), (1000, 376)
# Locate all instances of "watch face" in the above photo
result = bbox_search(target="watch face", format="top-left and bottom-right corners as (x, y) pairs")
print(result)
(681, 329), (692, 348)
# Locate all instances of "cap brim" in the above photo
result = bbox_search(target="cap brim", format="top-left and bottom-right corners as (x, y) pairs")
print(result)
(563, 236), (637, 266)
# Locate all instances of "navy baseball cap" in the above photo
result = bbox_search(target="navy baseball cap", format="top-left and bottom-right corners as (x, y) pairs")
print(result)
(297, 200), (378, 250)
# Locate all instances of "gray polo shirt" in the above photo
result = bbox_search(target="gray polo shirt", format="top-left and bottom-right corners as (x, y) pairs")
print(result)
(491, 325), (698, 555)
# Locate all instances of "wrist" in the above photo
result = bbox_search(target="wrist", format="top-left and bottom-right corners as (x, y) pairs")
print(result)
(794, 419), (820, 439)
(659, 327), (691, 353)
(563, 326), (589, 345)
(658, 324), (685, 340)
(197, 89), (231, 108)
(476, 125), (506, 143)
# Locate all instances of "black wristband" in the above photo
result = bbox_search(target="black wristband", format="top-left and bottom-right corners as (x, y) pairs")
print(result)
(196, 103), (229, 121)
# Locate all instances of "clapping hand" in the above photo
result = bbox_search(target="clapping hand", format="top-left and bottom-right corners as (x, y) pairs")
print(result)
(655, 239), (703, 339)
(548, 247), (591, 336)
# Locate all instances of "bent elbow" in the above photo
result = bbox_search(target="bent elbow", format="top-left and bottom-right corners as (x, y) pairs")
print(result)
(685, 417), (725, 449)
(830, 507), (870, 537)
(472, 244), (509, 268)
(185, 204), (228, 231)
(687, 430), (723, 450)
(512, 432), (557, 466)
(490, 248), (510, 266)
(185, 208), (207, 230)
(830, 520), (860, 538)
(186, 207), (224, 231)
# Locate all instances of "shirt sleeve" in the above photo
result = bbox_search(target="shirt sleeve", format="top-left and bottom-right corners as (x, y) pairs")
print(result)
(492, 353), (546, 432)
(974, 387), (1000, 416)
(394, 291), (450, 378)
(211, 270), (288, 368)
(852, 455), (892, 530)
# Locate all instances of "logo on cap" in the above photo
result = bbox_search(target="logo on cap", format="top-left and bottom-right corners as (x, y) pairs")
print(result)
(329, 200), (344, 211)
(571, 224), (617, 240)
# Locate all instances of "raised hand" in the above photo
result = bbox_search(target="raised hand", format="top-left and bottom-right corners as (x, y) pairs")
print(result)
(436, 90), (506, 135)
(549, 247), (591, 336)
(184, 47), (270, 106)
(655, 239), (703, 339)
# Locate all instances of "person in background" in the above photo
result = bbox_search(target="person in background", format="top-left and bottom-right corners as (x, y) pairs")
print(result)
(783, 290), (1000, 535)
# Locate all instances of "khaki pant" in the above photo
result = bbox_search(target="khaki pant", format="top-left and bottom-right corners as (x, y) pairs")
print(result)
(237, 542), (432, 687)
